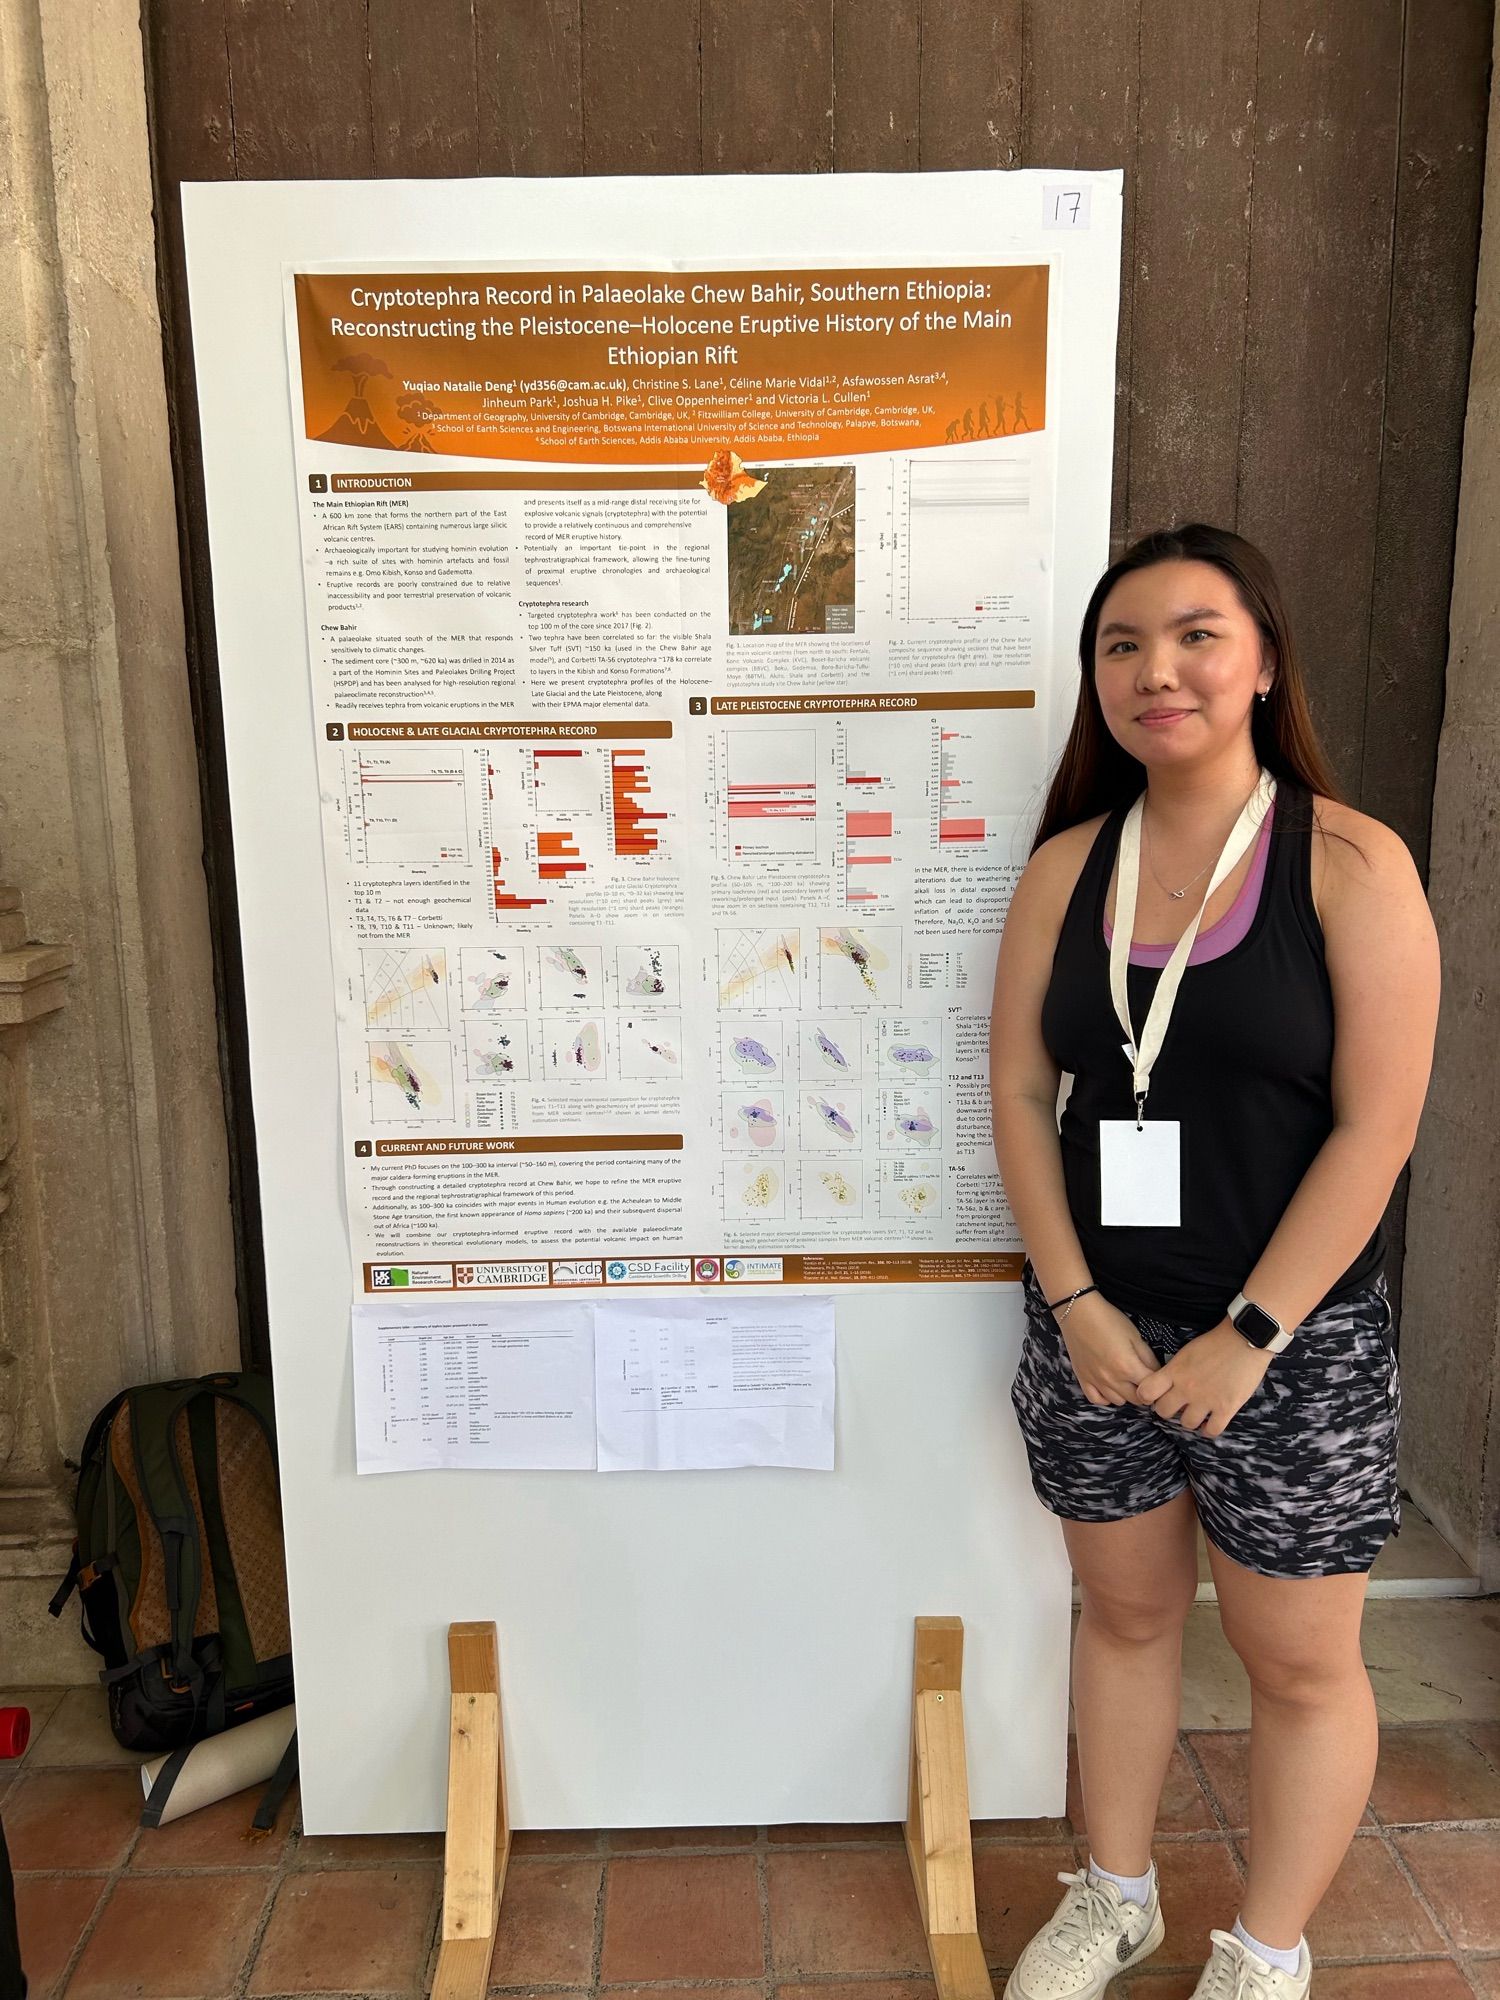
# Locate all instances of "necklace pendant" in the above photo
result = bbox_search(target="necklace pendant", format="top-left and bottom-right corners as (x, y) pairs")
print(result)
(1170, 888), (1187, 900)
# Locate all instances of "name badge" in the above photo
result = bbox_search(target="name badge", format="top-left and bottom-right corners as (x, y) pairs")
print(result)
(1100, 1119), (1181, 1227)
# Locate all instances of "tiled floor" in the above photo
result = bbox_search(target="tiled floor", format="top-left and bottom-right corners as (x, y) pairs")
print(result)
(5, 1598), (1498, 1998)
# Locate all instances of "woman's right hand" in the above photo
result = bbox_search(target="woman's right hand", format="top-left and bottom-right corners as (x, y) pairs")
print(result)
(1054, 1292), (1160, 1407)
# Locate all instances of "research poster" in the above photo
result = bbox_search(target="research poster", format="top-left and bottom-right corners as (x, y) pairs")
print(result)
(286, 248), (1070, 1300)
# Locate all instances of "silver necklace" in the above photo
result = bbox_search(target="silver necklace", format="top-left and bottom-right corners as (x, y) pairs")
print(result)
(1142, 813), (1217, 901)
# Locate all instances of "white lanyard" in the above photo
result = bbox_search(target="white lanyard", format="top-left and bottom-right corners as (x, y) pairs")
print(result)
(1109, 769), (1276, 1123)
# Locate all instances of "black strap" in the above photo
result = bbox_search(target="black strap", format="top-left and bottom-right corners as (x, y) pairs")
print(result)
(139, 1743), (194, 1828)
(156, 1381), (210, 1680)
(251, 1728), (299, 1834)
(205, 1670), (226, 1740)
(99, 1647), (169, 1687)
(48, 1548), (82, 1619)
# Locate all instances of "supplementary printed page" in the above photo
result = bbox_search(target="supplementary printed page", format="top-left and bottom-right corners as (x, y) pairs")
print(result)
(350, 1298), (596, 1471)
(350, 1293), (834, 1475)
(594, 1295), (836, 1472)
(283, 247), (1088, 1301)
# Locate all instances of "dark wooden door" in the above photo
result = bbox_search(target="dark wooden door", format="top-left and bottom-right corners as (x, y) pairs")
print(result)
(141, 0), (1493, 1362)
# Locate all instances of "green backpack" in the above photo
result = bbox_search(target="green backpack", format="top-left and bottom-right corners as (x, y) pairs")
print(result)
(50, 1373), (294, 1758)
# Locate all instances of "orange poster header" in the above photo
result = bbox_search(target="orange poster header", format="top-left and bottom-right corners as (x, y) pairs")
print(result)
(294, 264), (1048, 466)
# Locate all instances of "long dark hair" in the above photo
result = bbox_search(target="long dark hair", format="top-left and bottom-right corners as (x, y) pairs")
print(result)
(1030, 524), (1347, 854)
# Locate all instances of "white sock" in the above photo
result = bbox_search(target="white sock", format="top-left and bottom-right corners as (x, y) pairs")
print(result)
(1087, 1854), (1155, 1907)
(1232, 1916), (1303, 1977)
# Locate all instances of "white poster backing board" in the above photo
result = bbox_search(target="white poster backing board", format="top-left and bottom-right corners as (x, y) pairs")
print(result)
(182, 170), (1119, 1832)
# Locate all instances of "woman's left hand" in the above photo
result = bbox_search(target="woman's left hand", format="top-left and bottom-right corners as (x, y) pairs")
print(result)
(1134, 1323), (1272, 1437)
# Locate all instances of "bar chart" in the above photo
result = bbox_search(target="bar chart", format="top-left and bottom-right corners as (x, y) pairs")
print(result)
(477, 737), (679, 915)
(723, 726), (819, 862)
(938, 727), (987, 846)
(353, 746), (469, 868)
(612, 748), (666, 858)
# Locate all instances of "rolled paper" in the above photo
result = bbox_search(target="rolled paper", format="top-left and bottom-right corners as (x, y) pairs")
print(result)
(138, 1703), (296, 1829)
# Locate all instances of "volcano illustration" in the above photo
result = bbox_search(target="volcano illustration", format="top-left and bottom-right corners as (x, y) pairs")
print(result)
(317, 349), (397, 447)
(397, 392), (441, 452)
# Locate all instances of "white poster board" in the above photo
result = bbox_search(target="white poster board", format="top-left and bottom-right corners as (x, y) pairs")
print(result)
(182, 170), (1120, 1832)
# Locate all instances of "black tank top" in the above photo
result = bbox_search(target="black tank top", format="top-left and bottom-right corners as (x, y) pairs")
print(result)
(1040, 776), (1384, 1328)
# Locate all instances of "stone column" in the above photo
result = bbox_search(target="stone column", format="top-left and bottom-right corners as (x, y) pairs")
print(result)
(0, 897), (75, 1675)
(1400, 18), (1500, 1589)
(0, 0), (239, 1679)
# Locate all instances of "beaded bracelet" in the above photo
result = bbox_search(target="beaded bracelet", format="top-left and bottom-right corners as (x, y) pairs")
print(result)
(1045, 1283), (1099, 1319)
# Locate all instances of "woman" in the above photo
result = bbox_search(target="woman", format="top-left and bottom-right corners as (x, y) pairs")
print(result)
(989, 524), (1440, 1999)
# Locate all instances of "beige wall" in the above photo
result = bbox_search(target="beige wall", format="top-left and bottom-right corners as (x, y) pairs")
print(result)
(1400, 11), (1500, 1590)
(0, 0), (238, 1680)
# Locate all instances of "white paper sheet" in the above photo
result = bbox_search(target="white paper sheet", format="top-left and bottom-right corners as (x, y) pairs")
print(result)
(593, 1295), (835, 1471)
(352, 1299), (596, 1471)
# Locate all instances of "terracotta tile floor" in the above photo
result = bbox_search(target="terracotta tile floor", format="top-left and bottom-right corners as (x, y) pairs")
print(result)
(4, 1691), (1499, 1996)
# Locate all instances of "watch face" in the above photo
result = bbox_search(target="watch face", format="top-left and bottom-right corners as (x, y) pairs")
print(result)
(1234, 1301), (1281, 1348)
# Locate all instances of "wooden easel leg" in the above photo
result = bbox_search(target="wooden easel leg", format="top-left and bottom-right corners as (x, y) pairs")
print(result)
(905, 1617), (994, 2000)
(431, 1621), (511, 2000)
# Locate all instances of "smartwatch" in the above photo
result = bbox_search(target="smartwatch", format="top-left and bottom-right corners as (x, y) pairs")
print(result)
(1228, 1292), (1294, 1354)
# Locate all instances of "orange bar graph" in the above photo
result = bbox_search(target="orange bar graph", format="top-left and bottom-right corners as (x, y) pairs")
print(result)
(537, 829), (586, 880)
(492, 845), (547, 911)
(612, 749), (665, 857)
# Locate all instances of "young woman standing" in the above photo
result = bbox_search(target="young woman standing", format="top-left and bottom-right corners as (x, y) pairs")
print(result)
(989, 525), (1440, 1999)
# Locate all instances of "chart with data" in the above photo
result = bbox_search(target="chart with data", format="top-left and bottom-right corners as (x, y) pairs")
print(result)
(702, 697), (1040, 916)
(331, 726), (685, 927)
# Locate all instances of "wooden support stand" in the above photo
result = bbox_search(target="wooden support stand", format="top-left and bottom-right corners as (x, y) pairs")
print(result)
(432, 1622), (512, 2000)
(905, 1617), (995, 2000)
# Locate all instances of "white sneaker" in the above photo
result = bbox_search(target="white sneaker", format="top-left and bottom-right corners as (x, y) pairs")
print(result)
(1002, 1866), (1164, 1998)
(1190, 1928), (1312, 1998)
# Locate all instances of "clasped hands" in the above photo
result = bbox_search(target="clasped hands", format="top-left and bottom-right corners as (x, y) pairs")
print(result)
(1056, 1292), (1272, 1438)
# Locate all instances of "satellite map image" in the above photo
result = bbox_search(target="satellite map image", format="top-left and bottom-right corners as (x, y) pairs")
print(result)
(726, 465), (856, 636)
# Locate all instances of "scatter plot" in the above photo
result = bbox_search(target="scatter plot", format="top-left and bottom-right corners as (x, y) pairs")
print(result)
(465, 1022), (530, 1084)
(461, 946), (527, 1015)
(882, 1161), (942, 1219)
(878, 1017), (943, 1078)
(617, 943), (681, 1006)
(619, 1014), (684, 1081)
(721, 1017), (785, 1082)
(362, 948), (449, 1032)
(721, 1089), (784, 1153)
(818, 924), (903, 1006)
(368, 1039), (453, 1123)
(802, 1088), (863, 1152)
(539, 943), (604, 1007)
(718, 927), (801, 1010)
(880, 1087), (940, 1152)
(724, 1157), (785, 1219)
(542, 1014), (607, 1081)
(798, 1017), (863, 1080)
(802, 1166), (863, 1219)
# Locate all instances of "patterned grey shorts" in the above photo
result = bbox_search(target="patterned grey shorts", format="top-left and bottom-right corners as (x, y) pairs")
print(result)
(1010, 1260), (1401, 1579)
